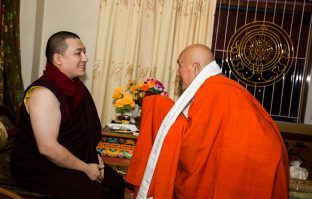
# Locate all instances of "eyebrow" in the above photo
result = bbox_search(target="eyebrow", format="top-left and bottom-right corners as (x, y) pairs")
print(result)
(75, 47), (86, 52)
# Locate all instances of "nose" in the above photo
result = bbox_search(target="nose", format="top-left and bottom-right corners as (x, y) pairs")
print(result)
(82, 52), (88, 62)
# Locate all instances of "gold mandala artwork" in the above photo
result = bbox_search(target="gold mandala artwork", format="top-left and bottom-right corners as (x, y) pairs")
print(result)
(227, 21), (294, 87)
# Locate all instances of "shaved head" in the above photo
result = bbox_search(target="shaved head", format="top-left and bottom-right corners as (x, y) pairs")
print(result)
(178, 44), (214, 69)
(177, 44), (215, 91)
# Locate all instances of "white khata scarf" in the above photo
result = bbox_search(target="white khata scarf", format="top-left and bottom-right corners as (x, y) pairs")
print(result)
(137, 60), (222, 199)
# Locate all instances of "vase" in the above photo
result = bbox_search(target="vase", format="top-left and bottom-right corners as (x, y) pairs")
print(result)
(131, 104), (141, 118)
(117, 112), (132, 124)
(131, 104), (141, 128)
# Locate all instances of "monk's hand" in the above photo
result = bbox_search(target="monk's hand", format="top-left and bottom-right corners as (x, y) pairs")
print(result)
(85, 163), (103, 182)
(97, 154), (105, 182)
(97, 164), (105, 183)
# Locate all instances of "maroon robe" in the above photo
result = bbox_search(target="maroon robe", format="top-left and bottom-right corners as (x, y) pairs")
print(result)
(10, 76), (124, 199)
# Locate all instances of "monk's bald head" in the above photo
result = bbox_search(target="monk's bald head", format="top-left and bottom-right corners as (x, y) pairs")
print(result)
(178, 44), (214, 70)
(177, 44), (215, 91)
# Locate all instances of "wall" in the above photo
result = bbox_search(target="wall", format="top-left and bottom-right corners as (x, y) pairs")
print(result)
(20, 0), (101, 90)
(20, 0), (36, 89)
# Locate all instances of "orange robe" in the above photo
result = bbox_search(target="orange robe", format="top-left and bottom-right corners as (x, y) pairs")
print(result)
(126, 75), (289, 199)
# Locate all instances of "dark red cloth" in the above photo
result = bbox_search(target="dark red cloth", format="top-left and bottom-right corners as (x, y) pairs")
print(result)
(7, 127), (17, 138)
(43, 63), (84, 109)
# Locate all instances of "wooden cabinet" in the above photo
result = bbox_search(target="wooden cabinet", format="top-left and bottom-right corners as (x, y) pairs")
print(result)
(97, 127), (138, 199)
(97, 127), (138, 177)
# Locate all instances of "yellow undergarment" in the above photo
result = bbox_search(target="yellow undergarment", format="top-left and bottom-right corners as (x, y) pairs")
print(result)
(23, 86), (41, 110)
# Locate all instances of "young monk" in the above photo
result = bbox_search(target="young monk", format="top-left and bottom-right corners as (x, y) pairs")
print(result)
(11, 31), (125, 199)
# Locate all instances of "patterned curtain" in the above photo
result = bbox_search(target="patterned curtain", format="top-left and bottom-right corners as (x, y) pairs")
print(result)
(92, 0), (216, 124)
(0, 0), (24, 117)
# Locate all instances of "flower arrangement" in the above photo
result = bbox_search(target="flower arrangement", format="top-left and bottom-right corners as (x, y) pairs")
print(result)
(112, 78), (168, 114)
(112, 87), (136, 115)
(127, 79), (168, 105)
(112, 78), (168, 124)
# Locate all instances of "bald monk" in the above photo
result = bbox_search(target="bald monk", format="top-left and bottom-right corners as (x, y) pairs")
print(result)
(126, 44), (289, 199)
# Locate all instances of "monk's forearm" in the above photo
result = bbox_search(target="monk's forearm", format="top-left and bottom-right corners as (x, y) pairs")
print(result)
(39, 142), (102, 181)
(40, 143), (88, 173)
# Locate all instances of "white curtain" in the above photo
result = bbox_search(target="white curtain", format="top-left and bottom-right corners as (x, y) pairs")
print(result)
(92, 0), (217, 125)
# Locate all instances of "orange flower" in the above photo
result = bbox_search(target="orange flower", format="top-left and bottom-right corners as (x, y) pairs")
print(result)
(142, 83), (149, 91)
(122, 93), (133, 105)
(112, 87), (123, 99)
(130, 101), (135, 108)
(148, 80), (155, 88)
(114, 98), (124, 108)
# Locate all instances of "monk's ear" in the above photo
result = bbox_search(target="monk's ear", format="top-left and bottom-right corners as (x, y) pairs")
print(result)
(193, 62), (201, 74)
(53, 53), (62, 65)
